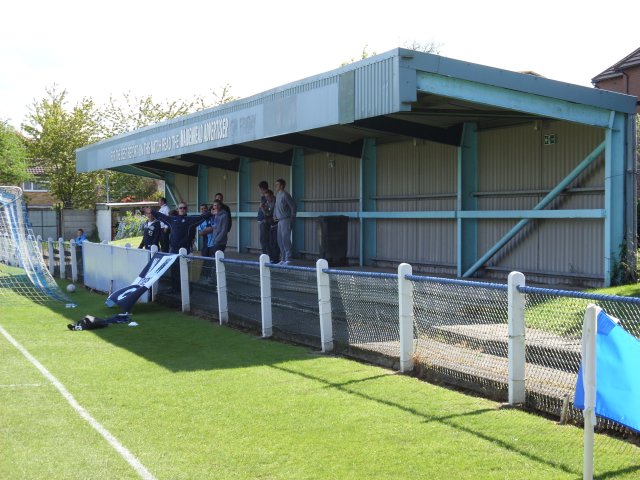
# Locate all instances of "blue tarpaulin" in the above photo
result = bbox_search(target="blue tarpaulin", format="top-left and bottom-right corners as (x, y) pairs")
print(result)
(575, 309), (640, 433)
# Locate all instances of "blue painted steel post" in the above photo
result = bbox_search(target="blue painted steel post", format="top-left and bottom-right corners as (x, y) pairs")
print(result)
(604, 112), (626, 286)
(238, 158), (251, 253)
(291, 148), (305, 259)
(360, 138), (376, 266)
(164, 172), (178, 207)
(457, 123), (478, 277)
(196, 165), (209, 252)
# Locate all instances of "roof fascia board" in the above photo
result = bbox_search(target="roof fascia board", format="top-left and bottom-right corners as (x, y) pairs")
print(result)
(416, 71), (613, 128)
(401, 48), (637, 114)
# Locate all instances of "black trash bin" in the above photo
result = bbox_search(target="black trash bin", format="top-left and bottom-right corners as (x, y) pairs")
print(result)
(317, 216), (348, 267)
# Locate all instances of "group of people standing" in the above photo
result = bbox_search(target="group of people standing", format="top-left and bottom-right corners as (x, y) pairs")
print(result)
(257, 179), (296, 265)
(139, 193), (231, 258)
(138, 178), (296, 266)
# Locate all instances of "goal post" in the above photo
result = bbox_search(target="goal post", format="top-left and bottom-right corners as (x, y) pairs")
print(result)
(0, 186), (73, 306)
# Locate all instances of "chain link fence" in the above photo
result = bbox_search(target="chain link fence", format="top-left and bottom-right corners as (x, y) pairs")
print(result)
(410, 276), (509, 398)
(328, 271), (400, 366)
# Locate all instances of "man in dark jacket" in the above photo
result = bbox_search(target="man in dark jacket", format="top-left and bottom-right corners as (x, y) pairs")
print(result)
(214, 193), (232, 233)
(149, 203), (211, 254)
(138, 211), (161, 250)
(148, 203), (211, 293)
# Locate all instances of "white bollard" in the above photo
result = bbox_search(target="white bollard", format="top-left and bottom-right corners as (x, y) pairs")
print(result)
(58, 237), (66, 279)
(215, 250), (228, 324)
(150, 245), (158, 302)
(259, 254), (273, 338)
(70, 239), (78, 283)
(507, 271), (526, 405)
(398, 263), (414, 372)
(316, 259), (333, 352)
(582, 304), (598, 480)
(179, 248), (190, 313)
(47, 238), (55, 274)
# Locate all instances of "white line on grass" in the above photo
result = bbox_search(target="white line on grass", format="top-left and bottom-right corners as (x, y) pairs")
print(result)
(0, 325), (157, 480)
(0, 383), (43, 388)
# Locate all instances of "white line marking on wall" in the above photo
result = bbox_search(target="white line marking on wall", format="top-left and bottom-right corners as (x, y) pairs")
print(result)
(0, 325), (157, 480)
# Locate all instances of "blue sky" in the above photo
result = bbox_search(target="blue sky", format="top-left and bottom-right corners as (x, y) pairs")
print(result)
(1, 0), (638, 129)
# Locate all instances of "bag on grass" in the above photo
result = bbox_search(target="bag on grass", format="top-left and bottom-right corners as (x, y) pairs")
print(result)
(67, 315), (109, 331)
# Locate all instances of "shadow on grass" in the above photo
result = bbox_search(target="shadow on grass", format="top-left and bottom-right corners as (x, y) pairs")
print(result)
(46, 283), (314, 373)
(269, 364), (593, 479)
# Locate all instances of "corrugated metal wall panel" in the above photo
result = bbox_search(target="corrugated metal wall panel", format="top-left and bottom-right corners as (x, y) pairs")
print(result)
(303, 152), (359, 258)
(355, 57), (397, 119)
(478, 124), (541, 193)
(539, 121), (604, 190)
(376, 219), (456, 267)
(207, 168), (238, 247)
(173, 174), (196, 208)
(476, 122), (605, 278)
(375, 140), (457, 266)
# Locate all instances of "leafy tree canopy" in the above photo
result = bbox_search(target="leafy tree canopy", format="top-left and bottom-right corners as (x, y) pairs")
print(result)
(0, 120), (30, 186)
(22, 87), (101, 208)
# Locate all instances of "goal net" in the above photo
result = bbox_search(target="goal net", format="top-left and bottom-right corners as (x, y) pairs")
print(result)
(0, 186), (73, 306)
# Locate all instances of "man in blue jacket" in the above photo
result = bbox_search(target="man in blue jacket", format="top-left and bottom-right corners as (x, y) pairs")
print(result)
(148, 202), (211, 254)
(147, 203), (211, 293)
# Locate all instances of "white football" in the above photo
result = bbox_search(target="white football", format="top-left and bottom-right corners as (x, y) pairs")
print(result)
(66, 284), (76, 293)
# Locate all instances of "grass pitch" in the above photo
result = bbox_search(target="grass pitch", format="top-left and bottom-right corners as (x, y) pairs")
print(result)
(1, 282), (638, 479)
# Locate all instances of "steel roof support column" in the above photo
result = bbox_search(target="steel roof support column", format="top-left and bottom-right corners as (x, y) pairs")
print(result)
(196, 165), (209, 253)
(291, 148), (305, 258)
(238, 158), (251, 253)
(604, 112), (627, 286)
(164, 173), (178, 207)
(360, 138), (377, 266)
(457, 123), (478, 277)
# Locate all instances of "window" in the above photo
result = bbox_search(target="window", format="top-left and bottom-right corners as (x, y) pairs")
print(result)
(22, 180), (49, 192)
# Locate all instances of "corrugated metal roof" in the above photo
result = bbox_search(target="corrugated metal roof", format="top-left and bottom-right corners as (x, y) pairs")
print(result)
(592, 46), (640, 83)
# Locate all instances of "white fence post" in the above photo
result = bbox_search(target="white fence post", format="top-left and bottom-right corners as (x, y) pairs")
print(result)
(70, 239), (78, 282)
(150, 245), (158, 302)
(179, 248), (190, 313)
(215, 250), (228, 325)
(58, 237), (65, 279)
(47, 237), (55, 274)
(582, 304), (598, 480)
(398, 263), (414, 372)
(508, 271), (526, 405)
(259, 254), (273, 338)
(316, 259), (333, 352)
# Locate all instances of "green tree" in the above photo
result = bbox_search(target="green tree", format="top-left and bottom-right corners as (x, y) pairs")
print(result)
(99, 85), (238, 137)
(0, 120), (30, 185)
(22, 87), (101, 208)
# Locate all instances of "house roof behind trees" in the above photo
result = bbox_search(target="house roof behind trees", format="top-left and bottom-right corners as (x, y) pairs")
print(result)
(592, 47), (640, 83)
